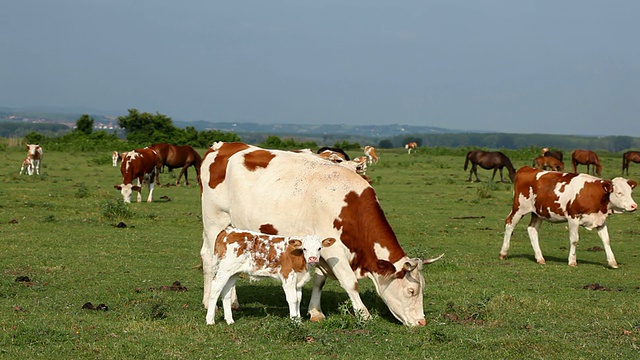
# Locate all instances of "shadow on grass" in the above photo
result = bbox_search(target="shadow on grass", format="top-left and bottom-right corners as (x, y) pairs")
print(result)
(506, 253), (610, 267)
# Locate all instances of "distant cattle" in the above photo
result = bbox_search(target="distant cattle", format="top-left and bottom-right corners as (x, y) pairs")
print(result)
(317, 147), (350, 161)
(622, 151), (640, 176)
(205, 227), (335, 325)
(532, 155), (564, 172)
(572, 149), (602, 177)
(351, 156), (369, 174)
(464, 150), (516, 182)
(541, 148), (563, 162)
(363, 145), (378, 164)
(23, 144), (43, 175)
(114, 148), (159, 203)
(200, 142), (444, 326)
(148, 143), (202, 186)
(19, 158), (34, 175)
(500, 166), (637, 268)
(405, 142), (418, 154)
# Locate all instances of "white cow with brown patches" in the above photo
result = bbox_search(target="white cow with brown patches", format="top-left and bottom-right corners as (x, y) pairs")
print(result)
(114, 148), (159, 203)
(24, 144), (43, 175)
(206, 227), (335, 324)
(19, 157), (34, 175)
(200, 142), (443, 326)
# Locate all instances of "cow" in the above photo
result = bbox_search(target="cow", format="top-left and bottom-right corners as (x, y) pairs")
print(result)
(500, 166), (637, 268)
(205, 227), (336, 325)
(200, 142), (444, 326)
(19, 157), (34, 175)
(114, 148), (159, 203)
(24, 144), (43, 175)
(364, 145), (379, 164)
(532, 155), (564, 172)
(405, 142), (418, 154)
(351, 156), (369, 175)
(541, 147), (563, 162)
(572, 149), (602, 177)
(317, 146), (350, 161)
(148, 143), (202, 186)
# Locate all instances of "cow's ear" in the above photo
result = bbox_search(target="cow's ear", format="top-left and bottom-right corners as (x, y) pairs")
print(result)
(376, 259), (396, 276)
(288, 239), (302, 248)
(132, 186), (141, 191)
(602, 181), (613, 194)
(403, 260), (418, 272)
(628, 180), (638, 189)
(114, 185), (122, 190)
(322, 237), (336, 247)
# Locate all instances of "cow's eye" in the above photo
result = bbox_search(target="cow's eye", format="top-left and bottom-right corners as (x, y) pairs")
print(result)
(407, 288), (415, 296)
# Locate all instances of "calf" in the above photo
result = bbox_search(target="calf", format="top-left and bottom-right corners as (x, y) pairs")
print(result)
(114, 148), (159, 203)
(19, 157), (34, 175)
(405, 142), (417, 154)
(500, 166), (637, 268)
(205, 227), (335, 325)
(532, 155), (564, 172)
(25, 144), (43, 175)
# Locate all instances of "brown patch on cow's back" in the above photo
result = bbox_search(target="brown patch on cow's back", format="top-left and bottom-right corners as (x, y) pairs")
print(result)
(259, 224), (278, 235)
(243, 150), (275, 171)
(206, 143), (250, 190)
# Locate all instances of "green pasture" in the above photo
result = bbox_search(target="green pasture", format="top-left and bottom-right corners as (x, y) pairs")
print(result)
(2, 146), (640, 359)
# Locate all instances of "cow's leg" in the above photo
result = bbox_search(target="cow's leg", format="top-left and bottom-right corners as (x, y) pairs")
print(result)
(500, 210), (524, 259)
(206, 271), (232, 325)
(596, 225), (618, 268)
(308, 269), (327, 322)
(567, 220), (581, 266)
(282, 278), (301, 319)
(146, 175), (155, 203)
(325, 256), (370, 320)
(220, 274), (240, 325)
(527, 214), (545, 264)
(201, 215), (232, 308)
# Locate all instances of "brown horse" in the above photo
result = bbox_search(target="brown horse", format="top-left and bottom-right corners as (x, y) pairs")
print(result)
(464, 150), (516, 182)
(149, 143), (202, 186)
(622, 151), (640, 175)
(541, 147), (563, 162)
(571, 149), (602, 176)
(532, 156), (564, 172)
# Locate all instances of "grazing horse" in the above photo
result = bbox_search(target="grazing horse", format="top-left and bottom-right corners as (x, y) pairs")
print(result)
(148, 143), (202, 186)
(532, 155), (564, 172)
(405, 142), (418, 154)
(464, 150), (516, 182)
(571, 149), (602, 177)
(541, 147), (563, 162)
(622, 151), (640, 175)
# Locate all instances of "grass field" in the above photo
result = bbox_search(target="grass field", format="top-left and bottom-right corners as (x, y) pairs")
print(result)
(2, 145), (640, 359)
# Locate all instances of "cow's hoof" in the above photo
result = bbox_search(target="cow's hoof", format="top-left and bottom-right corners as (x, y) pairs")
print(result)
(609, 263), (619, 269)
(308, 310), (325, 322)
(537, 259), (546, 265)
(499, 254), (507, 260)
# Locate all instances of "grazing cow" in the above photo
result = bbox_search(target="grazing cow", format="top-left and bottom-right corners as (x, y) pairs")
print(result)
(572, 149), (602, 177)
(364, 145), (379, 164)
(112, 151), (121, 167)
(148, 143), (202, 186)
(500, 166), (637, 268)
(464, 150), (516, 182)
(114, 148), (159, 203)
(405, 142), (418, 154)
(622, 151), (640, 175)
(24, 144), (43, 175)
(351, 156), (368, 174)
(317, 147), (350, 161)
(541, 147), (563, 162)
(532, 155), (564, 172)
(205, 227), (336, 325)
(19, 157), (34, 175)
(200, 142), (444, 326)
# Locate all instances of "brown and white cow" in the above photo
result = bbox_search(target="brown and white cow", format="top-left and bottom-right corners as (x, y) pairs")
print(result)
(364, 145), (379, 164)
(19, 157), (34, 175)
(24, 144), (43, 175)
(200, 142), (443, 326)
(112, 151), (129, 167)
(500, 166), (637, 268)
(114, 148), (159, 203)
(205, 227), (335, 325)
(405, 142), (418, 154)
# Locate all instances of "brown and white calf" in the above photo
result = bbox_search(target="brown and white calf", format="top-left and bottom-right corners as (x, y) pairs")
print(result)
(19, 157), (34, 175)
(205, 227), (335, 325)
(24, 144), (43, 175)
(500, 166), (637, 268)
(114, 148), (159, 203)
(364, 145), (378, 164)
(200, 142), (444, 326)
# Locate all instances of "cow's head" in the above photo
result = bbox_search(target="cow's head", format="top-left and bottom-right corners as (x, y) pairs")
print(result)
(290, 236), (336, 266)
(608, 178), (638, 213)
(373, 258), (429, 326)
(114, 183), (140, 203)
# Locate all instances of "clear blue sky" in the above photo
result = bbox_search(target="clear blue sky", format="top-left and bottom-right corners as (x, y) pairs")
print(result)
(2, 1), (639, 136)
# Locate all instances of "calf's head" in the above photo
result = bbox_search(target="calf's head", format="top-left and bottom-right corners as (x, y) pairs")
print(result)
(289, 236), (336, 265)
